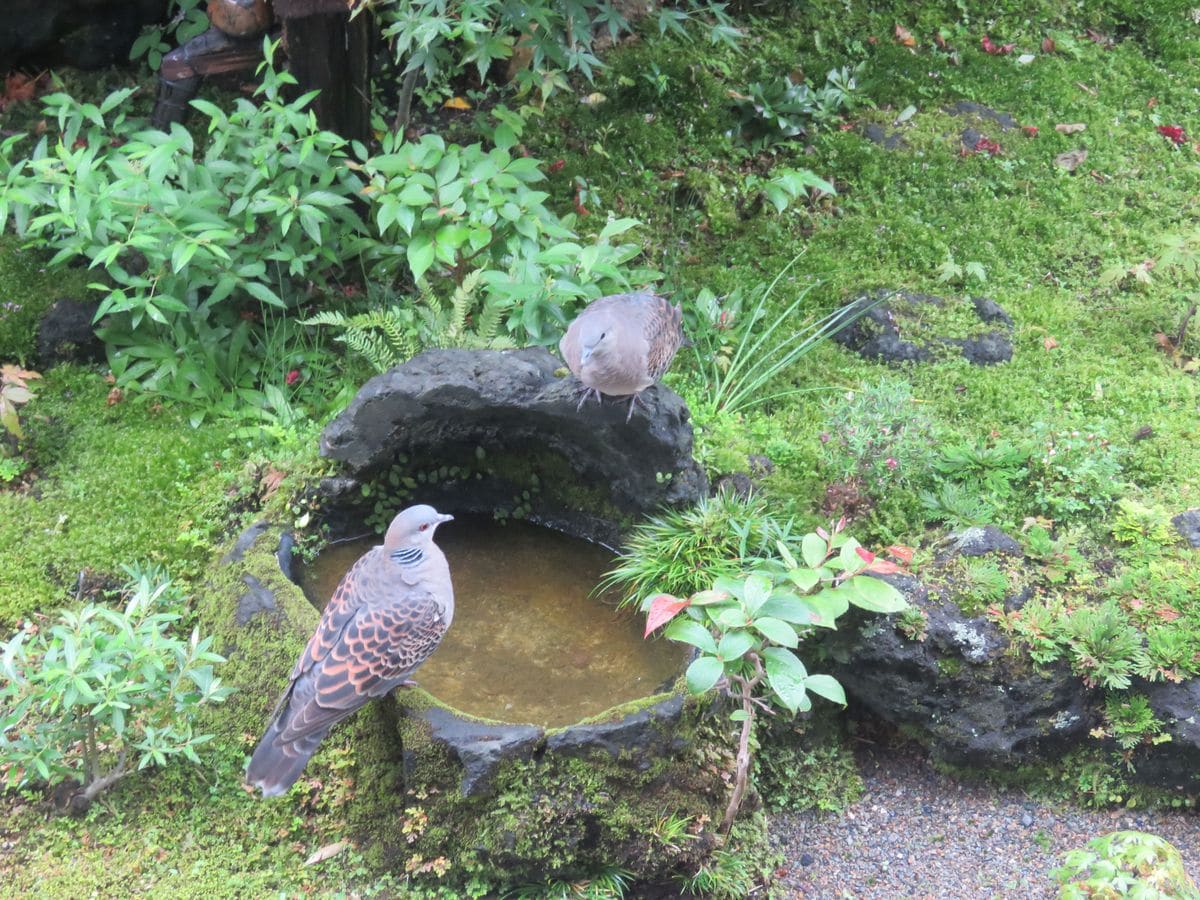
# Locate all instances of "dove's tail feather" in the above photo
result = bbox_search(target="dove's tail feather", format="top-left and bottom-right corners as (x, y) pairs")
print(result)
(245, 712), (330, 797)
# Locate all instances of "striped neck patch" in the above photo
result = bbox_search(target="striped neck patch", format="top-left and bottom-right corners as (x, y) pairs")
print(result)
(389, 546), (424, 567)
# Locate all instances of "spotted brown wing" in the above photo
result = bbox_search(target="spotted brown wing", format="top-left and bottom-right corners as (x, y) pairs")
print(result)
(276, 549), (448, 743)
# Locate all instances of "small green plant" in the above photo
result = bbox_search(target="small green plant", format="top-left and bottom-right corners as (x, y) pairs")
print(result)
(1064, 601), (1148, 691)
(1054, 830), (1198, 899)
(502, 865), (632, 899)
(1102, 693), (1164, 751)
(302, 271), (515, 373)
(1111, 499), (1177, 546)
(1028, 425), (1125, 522)
(686, 257), (885, 418)
(935, 252), (988, 287)
(644, 520), (906, 833)
(0, 564), (233, 809)
(819, 377), (936, 492)
(677, 847), (756, 899)
(129, 0), (210, 71)
(733, 66), (865, 148)
(602, 491), (795, 604)
(1140, 625), (1200, 682)
(956, 557), (1010, 612)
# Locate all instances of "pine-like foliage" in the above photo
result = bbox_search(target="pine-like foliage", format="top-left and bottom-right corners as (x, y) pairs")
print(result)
(302, 273), (515, 373)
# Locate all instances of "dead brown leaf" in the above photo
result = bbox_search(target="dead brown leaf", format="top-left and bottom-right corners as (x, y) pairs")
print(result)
(1055, 122), (1087, 134)
(894, 24), (916, 47)
(1054, 148), (1088, 172)
(304, 841), (349, 866)
(1043, 337), (1059, 350)
(259, 467), (286, 500)
(106, 388), (123, 406)
(1041, 36), (1056, 53)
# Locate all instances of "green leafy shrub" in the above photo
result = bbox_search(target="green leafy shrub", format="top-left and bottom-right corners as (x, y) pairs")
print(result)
(353, 127), (654, 345)
(921, 440), (1030, 527)
(1102, 693), (1164, 751)
(129, 0), (210, 71)
(371, 0), (740, 122)
(1054, 830), (1198, 899)
(602, 491), (796, 604)
(1028, 424), (1125, 522)
(1111, 499), (1177, 546)
(732, 66), (865, 149)
(0, 41), (366, 410)
(1064, 601), (1147, 691)
(0, 565), (232, 809)
(818, 377), (936, 493)
(645, 521), (906, 832)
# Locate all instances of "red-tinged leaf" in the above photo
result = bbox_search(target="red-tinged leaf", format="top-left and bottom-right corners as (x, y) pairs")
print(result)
(1044, 337), (1059, 350)
(894, 24), (916, 47)
(548, 158), (566, 173)
(855, 546), (875, 563)
(644, 594), (690, 637)
(1041, 37), (1056, 53)
(815, 526), (828, 540)
(885, 544), (915, 564)
(1022, 125), (1039, 137)
(981, 35), (1014, 55)
(865, 558), (905, 575)
(1156, 606), (1181, 622)
(1157, 125), (1187, 145)
(972, 136), (1002, 155)
(836, 516), (847, 533)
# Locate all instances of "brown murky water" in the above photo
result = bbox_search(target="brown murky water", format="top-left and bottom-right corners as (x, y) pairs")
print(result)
(297, 516), (687, 727)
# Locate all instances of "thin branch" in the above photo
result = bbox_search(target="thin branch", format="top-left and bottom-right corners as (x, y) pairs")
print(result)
(81, 750), (128, 802)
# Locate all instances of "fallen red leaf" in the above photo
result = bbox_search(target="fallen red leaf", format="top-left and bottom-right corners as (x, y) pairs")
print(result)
(1041, 37), (1056, 54)
(548, 158), (566, 173)
(981, 35), (1015, 55)
(644, 594), (690, 638)
(886, 544), (915, 564)
(1043, 337), (1059, 350)
(1156, 606), (1181, 622)
(1022, 125), (1039, 137)
(968, 136), (1002, 155)
(894, 24), (916, 47)
(1157, 124), (1187, 145)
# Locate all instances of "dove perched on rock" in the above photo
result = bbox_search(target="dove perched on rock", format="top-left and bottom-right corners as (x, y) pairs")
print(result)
(246, 505), (454, 797)
(559, 291), (684, 421)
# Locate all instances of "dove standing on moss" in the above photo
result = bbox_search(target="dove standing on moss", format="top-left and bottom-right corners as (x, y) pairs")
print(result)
(246, 505), (455, 797)
(559, 291), (685, 421)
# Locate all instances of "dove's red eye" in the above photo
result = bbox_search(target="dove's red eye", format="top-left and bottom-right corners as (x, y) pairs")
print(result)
(420, 523), (429, 531)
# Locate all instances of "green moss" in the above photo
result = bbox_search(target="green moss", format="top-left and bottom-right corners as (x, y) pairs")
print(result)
(0, 237), (92, 363)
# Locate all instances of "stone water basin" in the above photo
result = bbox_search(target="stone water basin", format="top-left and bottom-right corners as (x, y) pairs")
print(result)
(297, 514), (688, 728)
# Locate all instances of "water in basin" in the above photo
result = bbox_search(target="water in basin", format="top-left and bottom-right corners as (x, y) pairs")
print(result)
(297, 515), (688, 727)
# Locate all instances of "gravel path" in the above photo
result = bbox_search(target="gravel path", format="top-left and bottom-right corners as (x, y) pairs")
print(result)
(769, 743), (1200, 899)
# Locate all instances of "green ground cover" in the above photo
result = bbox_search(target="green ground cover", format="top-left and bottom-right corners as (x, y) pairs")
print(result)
(2, 0), (1199, 895)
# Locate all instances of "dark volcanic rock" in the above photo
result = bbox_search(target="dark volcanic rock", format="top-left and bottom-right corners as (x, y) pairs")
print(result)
(830, 592), (1093, 767)
(409, 706), (544, 797)
(946, 101), (1019, 130)
(833, 290), (1014, 367)
(6, 0), (167, 69)
(319, 348), (707, 543)
(36, 298), (105, 367)
(1171, 509), (1200, 548)
(1128, 679), (1200, 792)
(943, 526), (1023, 559)
(862, 123), (908, 150)
(236, 574), (280, 626)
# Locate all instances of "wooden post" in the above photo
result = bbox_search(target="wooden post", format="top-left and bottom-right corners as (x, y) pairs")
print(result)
(275, 0), (372, 144)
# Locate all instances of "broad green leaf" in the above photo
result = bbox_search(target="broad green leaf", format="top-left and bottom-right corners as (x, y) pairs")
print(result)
(689, 589), (730, 607)
(801, 533), (826, 568)
(753, 616), (799, 648)
(805, 674), (846, 706)
(663, 618), (716, 654)
(407, 235), (435, 282)
(839, 539), (867, 575)
(762, 646), (807, 680)
(717, 629), (755, 662)
(742, 574), (772, 614)
(757, 593), (816, 626)
(803, 588), (850, 627)
(685, 655), (724, 694)
(841, 575), (907, 614)
(712, 575), (745, 602)
(787, 567), (821, 592)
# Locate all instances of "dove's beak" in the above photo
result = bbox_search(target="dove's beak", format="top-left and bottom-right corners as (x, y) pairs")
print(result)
(437, 513), (455, 525)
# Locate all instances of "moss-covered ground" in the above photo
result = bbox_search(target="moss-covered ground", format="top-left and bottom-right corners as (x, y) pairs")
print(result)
(3, 0), (1200, 895)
